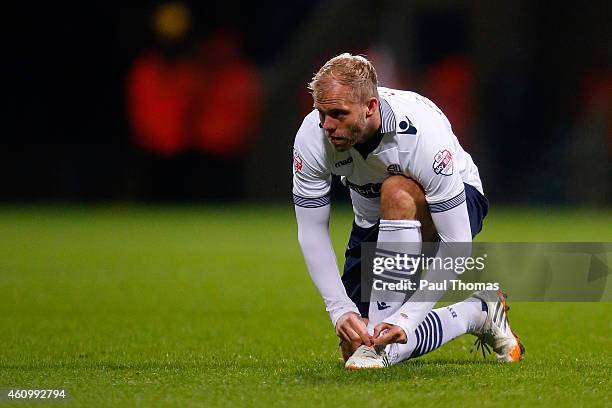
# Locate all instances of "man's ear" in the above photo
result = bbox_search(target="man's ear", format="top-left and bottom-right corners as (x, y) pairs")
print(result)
(366, 97), (378, 117)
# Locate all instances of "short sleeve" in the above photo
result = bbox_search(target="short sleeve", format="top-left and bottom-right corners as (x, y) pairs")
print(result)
(410, 118), (465, 213)
(292, 114), (332, 208)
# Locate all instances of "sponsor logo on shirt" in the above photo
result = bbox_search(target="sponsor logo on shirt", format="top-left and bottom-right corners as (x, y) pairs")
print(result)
(345, 179), (382, 198)
(293, 149), (303, 173)
(432, 149), (453, 176)
(334, 157), (353, 168)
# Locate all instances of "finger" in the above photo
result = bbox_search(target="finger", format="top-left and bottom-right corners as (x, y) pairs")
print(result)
(337, 326), (350, 343)
(335, 312), (359, 337)
(373, 330), (397, 347)
(349, 320), (371, 346)
(336, 324), (351, 342)
(343, 326), (362, 345)
(347, 314), (367, 330)
(372, 334), (393, 347)
(373, 323), (391, 339)
(355, 326), (372, 347)
(348, 316), (371, 346)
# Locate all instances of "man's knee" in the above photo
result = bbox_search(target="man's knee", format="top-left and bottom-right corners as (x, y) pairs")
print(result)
(380, 176), (426, 220)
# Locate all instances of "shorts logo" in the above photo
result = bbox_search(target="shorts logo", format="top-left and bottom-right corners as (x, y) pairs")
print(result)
(334, 157), (353, 168)
(387, 164), (402, 175)
(293, 149), (303, 173)
(432, 149), (453, 176)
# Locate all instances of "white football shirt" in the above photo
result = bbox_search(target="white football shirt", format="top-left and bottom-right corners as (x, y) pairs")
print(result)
(292, 87), (483, 327)
(293, 87), (483, 227)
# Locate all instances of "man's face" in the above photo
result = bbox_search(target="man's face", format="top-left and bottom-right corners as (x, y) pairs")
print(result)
(313, 82), (371, 152)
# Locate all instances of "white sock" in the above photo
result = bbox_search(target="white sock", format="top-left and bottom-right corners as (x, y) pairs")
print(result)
(387, 297), (487, 364)
(367, 219), (421, 334)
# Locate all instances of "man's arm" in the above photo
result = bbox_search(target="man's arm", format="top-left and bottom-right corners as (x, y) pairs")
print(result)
(294, 203), (359, 325)
(294, 202), (372, 348)
(292, 114), (371, 347)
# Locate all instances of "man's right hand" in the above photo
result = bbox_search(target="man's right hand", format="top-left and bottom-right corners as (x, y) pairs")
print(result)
(335, 312), (371, 350)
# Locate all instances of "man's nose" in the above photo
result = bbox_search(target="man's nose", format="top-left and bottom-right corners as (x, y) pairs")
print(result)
(322, 116), (336, 132)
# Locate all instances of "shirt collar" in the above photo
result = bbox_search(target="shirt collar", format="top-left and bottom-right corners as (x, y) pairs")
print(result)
(353, 96), (396, 159)
(379, 96), (396, 134)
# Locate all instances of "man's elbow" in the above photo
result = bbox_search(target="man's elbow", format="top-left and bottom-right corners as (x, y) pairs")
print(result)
(297, 228), (315, 252)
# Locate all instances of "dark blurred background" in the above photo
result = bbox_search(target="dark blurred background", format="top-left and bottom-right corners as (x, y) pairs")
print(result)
(3, 1), (610, 205)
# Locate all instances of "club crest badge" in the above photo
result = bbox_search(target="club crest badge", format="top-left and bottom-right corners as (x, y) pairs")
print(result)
(432, 149), (453, 176)
(387, 163), (403, 175)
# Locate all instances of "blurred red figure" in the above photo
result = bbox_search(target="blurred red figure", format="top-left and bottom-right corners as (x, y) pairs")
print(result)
(192, 30), (262, 157)
(421, 54), (474, 148)
(127, 1), (195, 156)
(126, 2), (262, 200)
(128, 53), (197, 156)
(127, 3), (261, 158)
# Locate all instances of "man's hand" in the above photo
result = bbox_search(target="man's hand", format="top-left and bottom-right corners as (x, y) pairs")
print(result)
(335, 312), (371, 349)
(372, 322), (407, 346)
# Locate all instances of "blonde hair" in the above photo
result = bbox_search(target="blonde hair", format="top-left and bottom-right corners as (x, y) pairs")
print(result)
(308, 53), (379, 104)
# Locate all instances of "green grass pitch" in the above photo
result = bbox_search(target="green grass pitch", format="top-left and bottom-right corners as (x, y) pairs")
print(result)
(0, 205), (610, 407)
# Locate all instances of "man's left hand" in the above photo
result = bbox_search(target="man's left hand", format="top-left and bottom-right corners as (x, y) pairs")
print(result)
(372, 323), (408, 346)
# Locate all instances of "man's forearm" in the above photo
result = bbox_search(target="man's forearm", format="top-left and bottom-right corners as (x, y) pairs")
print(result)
(295, 205), (359, 326)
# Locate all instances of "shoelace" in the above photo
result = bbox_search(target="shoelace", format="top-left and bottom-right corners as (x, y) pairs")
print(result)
(357, 346), (390, 366)
(471, 298), (512, 359)
(358, 346), (379, 359)
(471, 335), (492, 359)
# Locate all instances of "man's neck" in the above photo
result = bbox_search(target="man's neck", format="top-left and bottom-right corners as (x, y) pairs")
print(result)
(355, 100), (383, 146)
(353, 128), (383, 159)
(353, 107), (383, 159)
